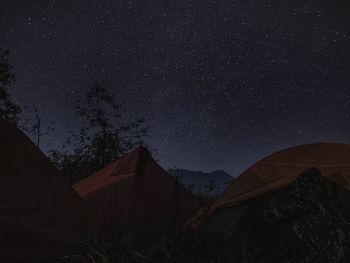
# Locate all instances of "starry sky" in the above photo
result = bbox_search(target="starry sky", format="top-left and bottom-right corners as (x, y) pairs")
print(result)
(1, 0), (350, 176)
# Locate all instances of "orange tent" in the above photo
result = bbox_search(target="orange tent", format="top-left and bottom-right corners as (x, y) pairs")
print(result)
(211, 143), (350, 212)
(73, 146), (199, 228)
(192, 143), (350, 232)
(0, 119), (86, 262)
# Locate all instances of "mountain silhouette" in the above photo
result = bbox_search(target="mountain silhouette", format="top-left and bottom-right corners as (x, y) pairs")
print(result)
(169, 169), (232, 196)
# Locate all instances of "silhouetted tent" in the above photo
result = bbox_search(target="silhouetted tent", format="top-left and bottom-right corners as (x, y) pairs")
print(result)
(73, 146), (199, 228)
(0, 119), (87, 262)
(191, 143), (350, 238)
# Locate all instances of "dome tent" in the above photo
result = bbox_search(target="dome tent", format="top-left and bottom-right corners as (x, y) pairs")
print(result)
(191, 143), (350, 261)
(74, 146), (199, 228)
(193, 143), (350, 237)
(0, 119), (86, 262)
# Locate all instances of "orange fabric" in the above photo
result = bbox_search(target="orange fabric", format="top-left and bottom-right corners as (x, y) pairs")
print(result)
(210, 143), (350, 214)
(0, 119), (86, 262)
(73, 146), (199, 227)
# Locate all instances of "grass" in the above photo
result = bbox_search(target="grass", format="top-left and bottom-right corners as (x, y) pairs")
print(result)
(55, 193), (284, 263)
(57, 221), (238, 263)
(57, 220), (349, 263)
(56, 218), (286, 263)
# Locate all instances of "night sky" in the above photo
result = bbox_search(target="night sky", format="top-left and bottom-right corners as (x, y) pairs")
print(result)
(1, 0), (350, 176)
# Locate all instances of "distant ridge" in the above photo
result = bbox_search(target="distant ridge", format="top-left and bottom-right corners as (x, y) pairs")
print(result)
(169, 169), (232, 196)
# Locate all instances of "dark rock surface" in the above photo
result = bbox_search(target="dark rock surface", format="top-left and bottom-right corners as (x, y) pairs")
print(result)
(239, 168), (350, 262)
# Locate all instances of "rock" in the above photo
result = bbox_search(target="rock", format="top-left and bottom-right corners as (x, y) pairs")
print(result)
(238, 168), (350, 262)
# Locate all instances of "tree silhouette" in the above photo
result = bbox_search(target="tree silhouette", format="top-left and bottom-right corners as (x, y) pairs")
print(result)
(21, 106), (55, 148)
(0, 48), (21, 124)
(50, 81), (149, 184)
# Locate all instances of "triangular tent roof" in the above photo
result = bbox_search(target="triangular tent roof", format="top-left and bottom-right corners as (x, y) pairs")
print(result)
(74, 146), (198, 227)
(74, 145), (151, 198)
(0, 119), (86, 262)
(210, 143), (350, 214)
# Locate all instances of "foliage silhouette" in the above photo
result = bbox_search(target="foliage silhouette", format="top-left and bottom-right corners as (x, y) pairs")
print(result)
(50, 81), (149, 184)
(0, 48), (21, 124)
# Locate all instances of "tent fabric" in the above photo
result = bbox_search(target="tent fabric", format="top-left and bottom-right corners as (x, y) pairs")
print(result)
(73, 146), (199, 227)
(209, 143), (350, 215)
(0, 119), (86, 262)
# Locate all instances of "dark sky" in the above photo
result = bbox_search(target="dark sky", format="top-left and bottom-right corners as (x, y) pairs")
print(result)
(1, 0), (350, 176)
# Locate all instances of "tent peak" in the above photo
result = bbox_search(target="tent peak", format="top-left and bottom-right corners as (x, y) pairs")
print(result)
(109, 145), (153, 177)
(133, 144), (151, 154)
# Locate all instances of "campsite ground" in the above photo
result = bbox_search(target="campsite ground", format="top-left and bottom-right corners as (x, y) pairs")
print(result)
(55, 194), (246, 263)
(57, 225), (343, 263)
(58, 223), (245, 263)
(54, 217), (304, 263)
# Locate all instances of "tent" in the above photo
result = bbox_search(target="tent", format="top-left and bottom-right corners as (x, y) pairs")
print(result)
(192, 143), (350, 237)
(73, 146), (199, 228)
(0, 119), (86, 262)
